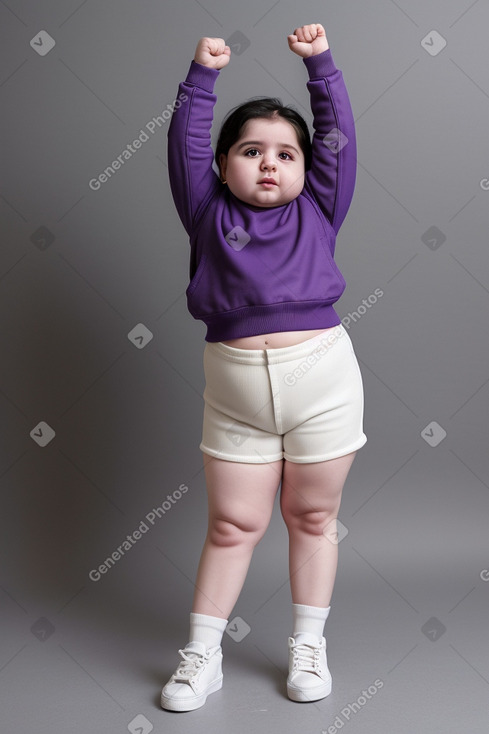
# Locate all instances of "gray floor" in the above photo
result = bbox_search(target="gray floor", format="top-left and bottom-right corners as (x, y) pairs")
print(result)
(2, 446), (489, 733)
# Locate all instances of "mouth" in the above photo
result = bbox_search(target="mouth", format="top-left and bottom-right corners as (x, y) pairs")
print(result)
(258, 178), (278, 187)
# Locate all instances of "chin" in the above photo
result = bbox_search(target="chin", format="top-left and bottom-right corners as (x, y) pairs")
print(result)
(229, 187), (287, 208)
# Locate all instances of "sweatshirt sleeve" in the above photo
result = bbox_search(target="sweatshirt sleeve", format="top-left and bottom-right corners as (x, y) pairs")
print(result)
(302, 49), (357, 236)
(167, 61), (221, 236)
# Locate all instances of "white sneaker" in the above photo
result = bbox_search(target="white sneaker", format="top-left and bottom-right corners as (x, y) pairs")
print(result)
(287, 633), (332, 702)
(161, 641), (223, 712)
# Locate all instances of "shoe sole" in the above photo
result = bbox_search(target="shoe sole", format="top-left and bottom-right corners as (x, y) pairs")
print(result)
(287, 678), (332, 702)
(161, 676), (223, 712)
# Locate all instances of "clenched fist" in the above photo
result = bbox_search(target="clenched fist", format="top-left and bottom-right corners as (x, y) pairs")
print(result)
(287, 23), (329, 58)
(194, 37), (231, 69)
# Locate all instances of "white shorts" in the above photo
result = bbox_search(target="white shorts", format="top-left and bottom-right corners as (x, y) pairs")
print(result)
(200, 324), (367, 464)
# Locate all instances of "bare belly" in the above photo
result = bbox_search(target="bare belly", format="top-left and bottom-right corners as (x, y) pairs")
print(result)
(221, 327), (337, 350)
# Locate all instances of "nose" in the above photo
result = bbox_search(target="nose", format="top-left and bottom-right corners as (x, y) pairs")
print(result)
(260, 154), (277, 171)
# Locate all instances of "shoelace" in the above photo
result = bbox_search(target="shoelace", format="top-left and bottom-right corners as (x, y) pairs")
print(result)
(291, 642), (322, 675)
(173, 648), (208, 683)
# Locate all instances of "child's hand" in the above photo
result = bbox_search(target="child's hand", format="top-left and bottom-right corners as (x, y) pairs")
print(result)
(194, 37), (231, 69)
(287, 23), (329, 58)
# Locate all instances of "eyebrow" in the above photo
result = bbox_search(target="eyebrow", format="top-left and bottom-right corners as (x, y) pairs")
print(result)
(236, 140), (300, 155)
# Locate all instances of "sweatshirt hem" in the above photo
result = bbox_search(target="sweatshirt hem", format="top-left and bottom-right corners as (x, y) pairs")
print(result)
(200, 302), (342, 342)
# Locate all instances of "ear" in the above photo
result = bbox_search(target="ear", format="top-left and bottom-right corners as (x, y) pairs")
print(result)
(219, 153), (227, 181)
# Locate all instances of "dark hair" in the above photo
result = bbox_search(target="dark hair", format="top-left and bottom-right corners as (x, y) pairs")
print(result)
(215, 97), (312, 174)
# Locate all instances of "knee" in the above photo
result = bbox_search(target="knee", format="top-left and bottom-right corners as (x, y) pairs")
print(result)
(208, 516), (267, 549)
(281, 506), (334, 537)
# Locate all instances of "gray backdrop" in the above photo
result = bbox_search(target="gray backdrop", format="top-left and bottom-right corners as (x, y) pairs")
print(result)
(1, 1), (488, 732)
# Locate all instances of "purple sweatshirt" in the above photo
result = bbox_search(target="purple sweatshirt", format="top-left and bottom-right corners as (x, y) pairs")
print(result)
(167, 48), (357, 342)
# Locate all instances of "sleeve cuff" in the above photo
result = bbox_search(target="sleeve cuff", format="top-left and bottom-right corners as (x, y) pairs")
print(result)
(184, 60), (220, 93)
(303, 48), (338, 79)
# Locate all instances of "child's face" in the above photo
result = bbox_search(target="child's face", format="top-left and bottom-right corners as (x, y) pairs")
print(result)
(219, 117), (305, 208)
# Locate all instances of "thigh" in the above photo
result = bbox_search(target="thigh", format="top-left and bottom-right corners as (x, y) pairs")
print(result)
(280, 451), (357, 518)
(203, 453), (284, 532)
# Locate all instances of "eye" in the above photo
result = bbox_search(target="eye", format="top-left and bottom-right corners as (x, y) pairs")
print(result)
(244, 148), (260, 157)
(279, 151), (293, 160)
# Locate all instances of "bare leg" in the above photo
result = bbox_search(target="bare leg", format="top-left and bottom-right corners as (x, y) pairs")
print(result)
(192, 454), (283, 619)
(280, 452), (357, 607)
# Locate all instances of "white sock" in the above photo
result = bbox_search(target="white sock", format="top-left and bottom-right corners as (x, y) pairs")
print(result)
(189, 612), (228, 649)
(292, 603), (331, 641)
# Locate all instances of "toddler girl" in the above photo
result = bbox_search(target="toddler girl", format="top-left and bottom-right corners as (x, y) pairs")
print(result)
(161, 22), (367, 711)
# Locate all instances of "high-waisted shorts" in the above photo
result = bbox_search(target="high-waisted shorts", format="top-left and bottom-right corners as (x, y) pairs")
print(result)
(200, 324), (367, 464)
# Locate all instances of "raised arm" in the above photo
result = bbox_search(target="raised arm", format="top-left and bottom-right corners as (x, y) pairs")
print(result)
(289, 24), (357, 235)
(167, 38), (231, 235)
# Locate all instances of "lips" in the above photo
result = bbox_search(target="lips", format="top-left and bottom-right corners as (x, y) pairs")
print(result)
(258, 178), (277, 186)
